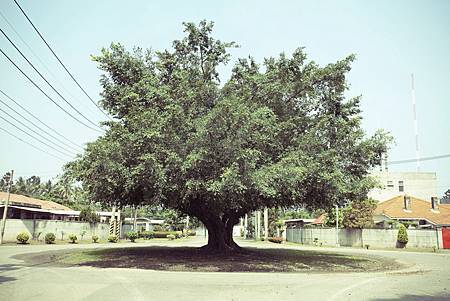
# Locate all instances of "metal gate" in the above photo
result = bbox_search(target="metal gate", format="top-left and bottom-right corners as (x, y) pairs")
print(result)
(443, 228), (450, 249)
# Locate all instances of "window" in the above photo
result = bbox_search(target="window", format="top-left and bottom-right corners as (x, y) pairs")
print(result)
(387, 180), (394, 188)
(398, 181), (404, 192)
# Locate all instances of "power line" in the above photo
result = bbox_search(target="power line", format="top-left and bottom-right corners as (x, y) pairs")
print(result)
(0, 121), (67, 161)
(0, 94), (82, 153)
(0, 106), (76, 157)
(0, 10), (103, 119)
(388, 154), (450, 165)
(0, 28), (104, 131)
(12, 0), (112, 121)
(0, 89), (83, 150)
(0, 48), (102, 133)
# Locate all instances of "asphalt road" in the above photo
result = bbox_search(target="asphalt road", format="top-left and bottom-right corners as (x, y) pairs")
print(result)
(1, 238), (449, 301)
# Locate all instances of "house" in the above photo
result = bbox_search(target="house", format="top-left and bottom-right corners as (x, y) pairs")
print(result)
(0, 192), (78, 221)
(373, 195), (450, 229)
(284, 214), (327, 228)
(368, 171), (438, 202)
(123, 217), (164, 232)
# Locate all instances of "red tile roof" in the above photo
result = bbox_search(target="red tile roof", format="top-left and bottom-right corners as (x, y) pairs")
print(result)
(374, 195), (450, 226)
(0, 192), (72, 211)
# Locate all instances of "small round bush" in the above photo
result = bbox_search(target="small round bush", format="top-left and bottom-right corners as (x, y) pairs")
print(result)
(92, 235), (99, 243)
(126, 231), (138, 242)
(108, 235), (118, 243)
(16, 232), (30, 244)
(167, 234), (176, 240)
(397, 224), (408, 244)
(68, 234), (78, 244)
(45, 233), (56, 244)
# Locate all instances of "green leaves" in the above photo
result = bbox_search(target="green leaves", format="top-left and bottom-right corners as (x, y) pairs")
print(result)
(67, 20), (392, 222)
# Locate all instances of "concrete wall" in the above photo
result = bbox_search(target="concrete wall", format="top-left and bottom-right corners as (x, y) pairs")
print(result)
(368, 171), (438, 202)
(287, 227), (444, 249)
(1, 218), (110, 242)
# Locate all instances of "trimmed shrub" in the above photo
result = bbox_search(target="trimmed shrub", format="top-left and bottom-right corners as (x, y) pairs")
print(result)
(45, 233), (56, 244)
(153, 225), (164, 232)
(167, 234), (176, 240)
(126, 231), (139, 242)
(139, 231), (154, 239)
(153, 231), (181, 238)
(397, 224), (408, 246)
(92, 235), (99, 243)
(108, 235), (118, 243)
(16, 232), (30, 244)
(187, 230), (196, 236)
(268, 237), (283, 244)
(68, 234), (78, 244)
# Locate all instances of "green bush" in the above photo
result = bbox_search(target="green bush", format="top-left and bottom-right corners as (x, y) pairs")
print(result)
(153, 225), (164, 232)
(126, 231), (139, 242)
(187, 230), (196, 236)
(397, 224), (408, 245)
(68, 234), (77, 243)
(139, 231), (154, 239)
(16, 232), (30, 244)
(167, 234), (176, 240)
(45, 233), (56, 244)
(153, 231), (181, 238)
(108, 235), (118, 243)
(92, 235), (99, 243)
(268, 237), (283, 244)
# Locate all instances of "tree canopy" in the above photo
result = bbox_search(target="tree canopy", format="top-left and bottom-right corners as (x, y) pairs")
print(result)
(67, 20), (392, 252)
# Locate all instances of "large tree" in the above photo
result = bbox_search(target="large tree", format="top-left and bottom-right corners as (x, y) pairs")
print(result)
(67, 21), (391, 252)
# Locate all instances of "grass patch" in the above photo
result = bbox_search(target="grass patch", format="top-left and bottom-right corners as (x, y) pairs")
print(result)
(16, 246), (403, 273)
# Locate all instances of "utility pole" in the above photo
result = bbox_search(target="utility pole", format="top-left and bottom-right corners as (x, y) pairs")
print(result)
(244, 214), (248, 239)
(133, 205), (138, 231)
(335, 204), (340, 247)
(264, 207), (268, 240)
(0, 170), (14, 245)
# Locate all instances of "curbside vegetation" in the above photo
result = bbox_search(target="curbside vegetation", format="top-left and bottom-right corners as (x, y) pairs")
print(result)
(108, 235), (119, 243)
(68, 234), (78, 244)
(45, 233), (56, 244)
(16, 231), (30, 244)
(396, 224), (408, 248)
(126, 231), (139, 242)
(268, 237), (283, 244)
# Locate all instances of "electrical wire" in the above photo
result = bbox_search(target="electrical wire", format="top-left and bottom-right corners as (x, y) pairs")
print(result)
(0, 106), (76, 156)
(0, 10), (104, 119)
(0, 89), (83, 150)
(388, 154), (450, 165)
(12, 0), (113, 121)
(0, 28), (104, 131)
(0, 120), (68, 161)
(0, 95), (82, 153)
(0, 49), (103, 133)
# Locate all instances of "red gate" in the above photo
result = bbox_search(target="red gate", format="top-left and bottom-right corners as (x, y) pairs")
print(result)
(443, 228), (450, 249)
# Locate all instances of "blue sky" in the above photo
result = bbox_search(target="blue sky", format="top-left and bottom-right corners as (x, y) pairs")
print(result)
(0, 0), (449, 194)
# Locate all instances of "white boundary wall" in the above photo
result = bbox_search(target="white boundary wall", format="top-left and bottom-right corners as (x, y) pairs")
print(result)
(286, 228), (444, 249)
(0, 218), (110, 242)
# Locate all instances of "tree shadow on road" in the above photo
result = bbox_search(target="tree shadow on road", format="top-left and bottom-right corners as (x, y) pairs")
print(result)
(0, 264), (21, 283)
(15, 246), (404, 273)
(370, 293), (450, 301)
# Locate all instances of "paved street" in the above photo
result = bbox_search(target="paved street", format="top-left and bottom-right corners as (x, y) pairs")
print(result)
(1, 238), (450, 301)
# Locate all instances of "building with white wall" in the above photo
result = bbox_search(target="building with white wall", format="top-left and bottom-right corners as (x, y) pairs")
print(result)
(368, 171), (438, 202)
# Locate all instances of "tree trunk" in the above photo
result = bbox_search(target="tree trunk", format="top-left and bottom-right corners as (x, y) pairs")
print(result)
(198, 214), (241, 253)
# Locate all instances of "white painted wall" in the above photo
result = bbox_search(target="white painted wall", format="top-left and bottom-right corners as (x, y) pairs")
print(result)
(1, 218), (110, 242)
(286, 228), (444, 249)
(368, 171), (438, 202)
